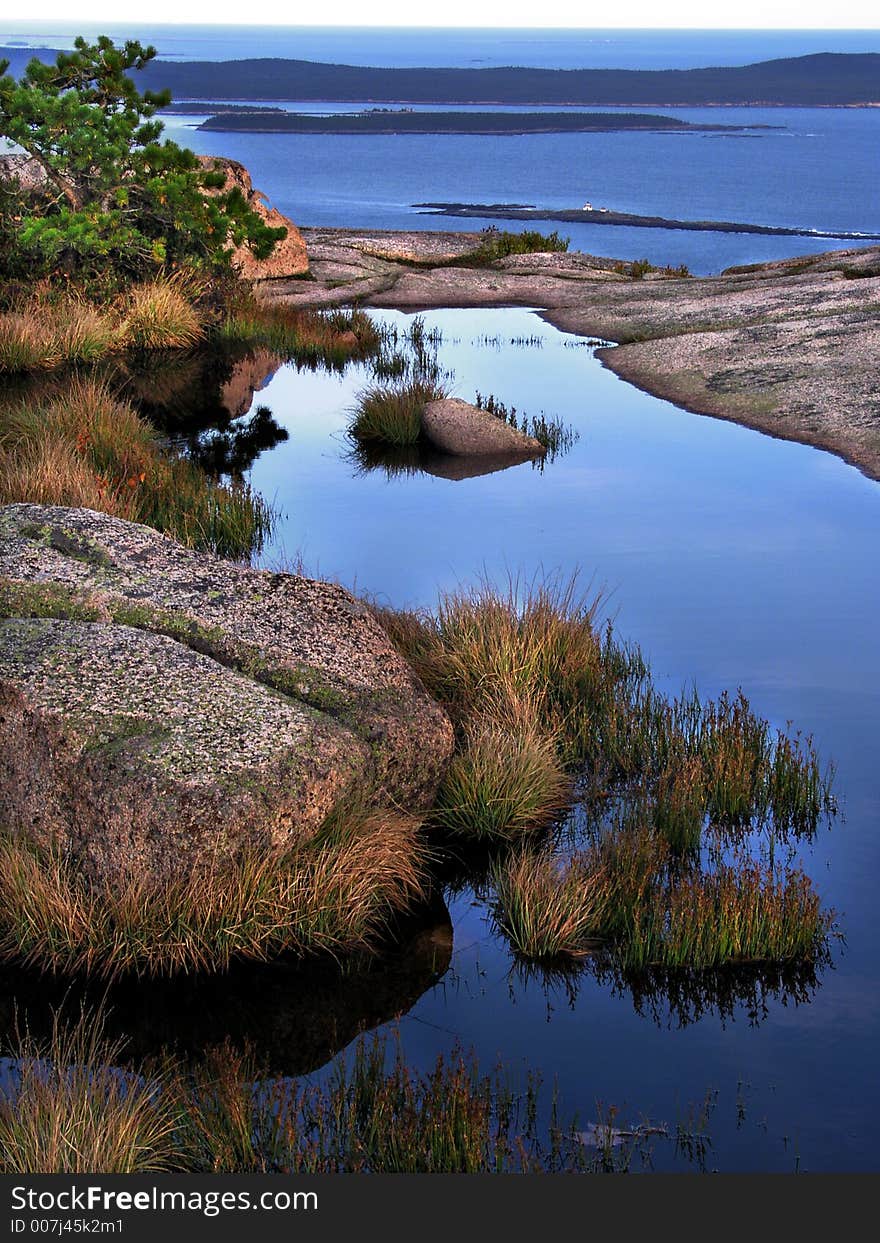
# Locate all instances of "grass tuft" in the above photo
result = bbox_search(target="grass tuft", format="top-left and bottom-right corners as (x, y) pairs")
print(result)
(433, 715), (570, 841)
(0, 1008), (177, 1173)
(0, 809), (425, 979)
(348, 378), (448, 447)
(491, 849), (610, 961)
(120, 280), (205, 351)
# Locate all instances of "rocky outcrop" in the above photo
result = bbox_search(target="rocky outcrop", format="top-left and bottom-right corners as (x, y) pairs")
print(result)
(422, 398), (545, 458)
(0, 505), (453, 882)
(198, 156), (309, 280)
(0, 153), (47, 194)
(1, 152), (310, 281)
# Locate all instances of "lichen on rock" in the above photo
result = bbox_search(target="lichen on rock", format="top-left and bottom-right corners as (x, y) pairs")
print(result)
(0, 504), (454, 882)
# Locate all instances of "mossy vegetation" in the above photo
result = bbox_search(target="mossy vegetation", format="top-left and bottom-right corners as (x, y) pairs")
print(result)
(462, 227), (570, 265)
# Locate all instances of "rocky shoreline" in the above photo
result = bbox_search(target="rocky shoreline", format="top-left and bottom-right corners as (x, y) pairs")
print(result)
(265, 228), (880, 482)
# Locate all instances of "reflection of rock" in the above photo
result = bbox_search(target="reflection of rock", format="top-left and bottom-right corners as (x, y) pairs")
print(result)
(219, 348), (282, 417)
(349, 442), (538, 482)
(423, 398), (545, 457)
(418, 448), (539, 481)
(0, 505), (454, 882)
(198, 156), (309, 280)
(0, 899), (454, 1076)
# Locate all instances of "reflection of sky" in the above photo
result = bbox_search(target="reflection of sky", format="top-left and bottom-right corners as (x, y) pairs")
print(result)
(246, 306), (880, 1169)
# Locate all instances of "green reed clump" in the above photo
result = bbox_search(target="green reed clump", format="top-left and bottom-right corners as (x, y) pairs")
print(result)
(348, 378), (448, 446)
(621, 860), (831, 972)
(0, 1009), (177, 1174)
(0, 810), (425, 979)
(433, 715), (570, 842)
(474, 391), (578, 459)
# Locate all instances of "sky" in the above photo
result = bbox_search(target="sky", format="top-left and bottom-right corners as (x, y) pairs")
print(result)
(12, 4), (880, 30)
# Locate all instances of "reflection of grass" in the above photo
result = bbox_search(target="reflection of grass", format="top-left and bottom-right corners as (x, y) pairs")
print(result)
(0, 808), (425, 979)
(0, 1009), (694, 1173)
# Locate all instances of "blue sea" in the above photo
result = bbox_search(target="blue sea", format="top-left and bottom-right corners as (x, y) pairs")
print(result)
(2, 23), (879, 272)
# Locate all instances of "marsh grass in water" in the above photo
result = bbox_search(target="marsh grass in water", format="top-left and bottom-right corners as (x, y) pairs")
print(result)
(1, 1008), (703, 1173)
(474, 391), (578, 460)
(0, 1009), (178, 1174)
(218, 300), (379, 368)
(0, 808), (425, 979)
(491, 835), (833, 970)
(377, 573), (836, 970)
(0, 376), (273, 558)
(350, 319), (452, 446)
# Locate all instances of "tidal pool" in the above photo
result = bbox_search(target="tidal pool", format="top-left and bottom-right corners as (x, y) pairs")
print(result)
(238, 306), (879, 1171)
(8, 305), (878, 1170)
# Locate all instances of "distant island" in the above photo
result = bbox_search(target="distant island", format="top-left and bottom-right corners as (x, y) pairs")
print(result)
(3, 48), (877, 107)
(159, 102), (285, 116)
(134, 52), (880, 106)
(414, 201), (880, 241)
(197, 110), (762, 136)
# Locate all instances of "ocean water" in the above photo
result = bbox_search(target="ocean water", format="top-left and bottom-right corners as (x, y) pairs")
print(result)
(4, 22), (880, 69)
(161, 104), (879, 274)
(3, 23), (878, 272)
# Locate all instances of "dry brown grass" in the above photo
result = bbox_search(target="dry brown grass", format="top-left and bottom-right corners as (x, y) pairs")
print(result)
(0, 1009), (177, 1173)
(0, 809), (426, 978)
(119, 280), (205, 351)
(0, 376), (273, 558)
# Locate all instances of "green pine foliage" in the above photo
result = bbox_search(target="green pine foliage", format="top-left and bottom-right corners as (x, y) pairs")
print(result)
(0, 36), (286, 287)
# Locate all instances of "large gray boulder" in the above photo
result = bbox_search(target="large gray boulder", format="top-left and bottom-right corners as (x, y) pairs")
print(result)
(0, 505), (453, 881)
(422, 398), (545, 457)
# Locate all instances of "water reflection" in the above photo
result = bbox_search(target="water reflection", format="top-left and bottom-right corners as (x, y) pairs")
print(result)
(347, 441), (543, 482)
(0, 900), (454, 1076)
(506, 955), (827, 1031)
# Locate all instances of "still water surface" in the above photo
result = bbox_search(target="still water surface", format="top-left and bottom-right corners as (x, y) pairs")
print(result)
(220, 306), (880, 1170)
